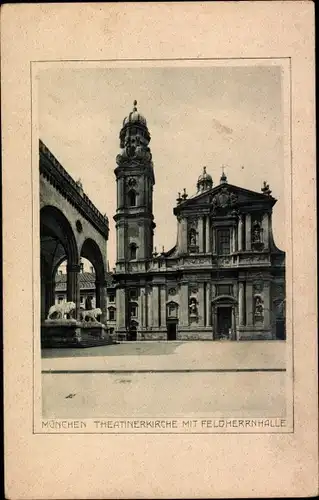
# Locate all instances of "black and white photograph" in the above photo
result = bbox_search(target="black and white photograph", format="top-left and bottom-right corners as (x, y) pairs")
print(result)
(37, 60), (290, 430)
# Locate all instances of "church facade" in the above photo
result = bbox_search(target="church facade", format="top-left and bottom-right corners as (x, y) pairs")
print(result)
(114, 102), (286, 341)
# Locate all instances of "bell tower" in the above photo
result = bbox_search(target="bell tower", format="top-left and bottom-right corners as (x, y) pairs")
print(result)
(114, 101), (155, 266)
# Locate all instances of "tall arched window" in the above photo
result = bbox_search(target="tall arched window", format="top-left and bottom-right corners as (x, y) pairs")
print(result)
(128, 190), (137, 207)
(129, 243), (137, 260)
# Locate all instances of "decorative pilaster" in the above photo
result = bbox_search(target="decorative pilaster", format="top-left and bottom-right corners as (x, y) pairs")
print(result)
(117, 288), (126, 330)
(238, 281), (245, 326)
(160, 286), (166, 327)
(138, 289), (143, 327)
(262, 212), (270, 249)
(238, 214), (244, 251)
(176, 217), (182, 251)
(152, 285), (159, 327)
(198, 217), (204, 252)
(231, 226), (236, 253)
(198, 283), (205, 326)
(263, 282), (271, 328)
(139, 223), (145, 259)
(212, 226), (216, 254)
(206, 282), (211, 326)
(116, 221), (126, 261)
(245, 214), (251, 251)
(180, 218), (188, 254)
(205, 217), (210, 252)
(180, 283), (188, 326)
(246, 281), (253, 325)
(147, 287), (153, 327)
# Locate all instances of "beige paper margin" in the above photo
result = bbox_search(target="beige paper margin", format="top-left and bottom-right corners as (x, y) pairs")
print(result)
(2, 2), (317, 498)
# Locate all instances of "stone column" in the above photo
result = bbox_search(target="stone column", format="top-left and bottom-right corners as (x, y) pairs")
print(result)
(180, 282), (189, 326)
(245, 214), (251, 251)
(246, 281), (253, 326)
(205, 217), (210, 253)
(198, 283), (205, 326)
(198, 217), (204, 252)
(67, 263), (80, 319)
(96, 280), (108, 325)
(160, 286), (166, 327)
(117, 288), (126, 330)
(262, 212), (270, 250)
(238, 281), (245, 326)
(263, 282), (271, 328)
(45, 279), (55, 316)
(238, 215), (244, 251)
(152, 285), (159, 327)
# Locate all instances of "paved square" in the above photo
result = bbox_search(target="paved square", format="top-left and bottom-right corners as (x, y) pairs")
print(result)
(41, 341), (287, 419)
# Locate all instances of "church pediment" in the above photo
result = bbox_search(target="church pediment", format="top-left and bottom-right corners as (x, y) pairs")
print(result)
(174, 183), (276, 215)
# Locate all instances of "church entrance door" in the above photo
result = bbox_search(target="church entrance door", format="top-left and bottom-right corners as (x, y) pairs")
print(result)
(167, 321), (177, 341)
(216, 306), (232, 340)
(128, 326), (137, 341)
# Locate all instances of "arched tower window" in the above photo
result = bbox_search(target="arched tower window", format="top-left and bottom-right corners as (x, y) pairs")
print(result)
(129, 243), (137, 260)
(128, 190), (137, 207)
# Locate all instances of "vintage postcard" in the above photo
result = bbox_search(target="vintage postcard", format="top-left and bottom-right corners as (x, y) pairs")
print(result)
(2, 2), (317, 499)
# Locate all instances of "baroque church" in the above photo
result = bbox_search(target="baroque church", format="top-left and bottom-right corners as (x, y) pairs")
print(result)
(114, 101), (286, 341)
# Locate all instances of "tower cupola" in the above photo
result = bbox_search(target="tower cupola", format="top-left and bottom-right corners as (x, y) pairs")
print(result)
(122, 100), (147, 127)
(117, 100), (152, 166)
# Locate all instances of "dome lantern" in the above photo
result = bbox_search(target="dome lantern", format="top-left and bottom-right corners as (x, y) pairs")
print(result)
(220, 166), (228, 184)
(197, 166), (213, 192)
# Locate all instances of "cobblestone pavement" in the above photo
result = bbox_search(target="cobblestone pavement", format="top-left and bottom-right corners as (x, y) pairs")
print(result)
(41, 341), (287, 419)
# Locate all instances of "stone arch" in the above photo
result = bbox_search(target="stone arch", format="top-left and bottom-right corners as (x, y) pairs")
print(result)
(80, 238), (107, 322)
(40, 205), (79, 319)
(40, 205), (78, 268)
(80, 238), (106, 284)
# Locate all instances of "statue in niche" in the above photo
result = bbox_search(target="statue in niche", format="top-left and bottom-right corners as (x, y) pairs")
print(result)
(252, 221), (262, 243)
(189, 297), (198, 317)
(188, 229), (197, 248)
(254, 295), (264, 321)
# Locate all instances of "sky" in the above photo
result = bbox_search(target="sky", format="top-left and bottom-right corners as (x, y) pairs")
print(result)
(38, 63), (285, 267)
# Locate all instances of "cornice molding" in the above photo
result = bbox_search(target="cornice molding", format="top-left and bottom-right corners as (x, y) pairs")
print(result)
(39, 140), (109, 239)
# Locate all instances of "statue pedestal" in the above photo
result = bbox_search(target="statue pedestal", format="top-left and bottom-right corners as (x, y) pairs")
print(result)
(41, 320), (114, 348)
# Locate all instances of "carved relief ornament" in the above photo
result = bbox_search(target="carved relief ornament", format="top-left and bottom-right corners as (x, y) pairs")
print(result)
(211, 187), (238, 212)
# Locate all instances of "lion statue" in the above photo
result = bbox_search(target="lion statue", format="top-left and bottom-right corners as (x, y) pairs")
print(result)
(47, 301), (76, 320)
(81, 308), (102, 323)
